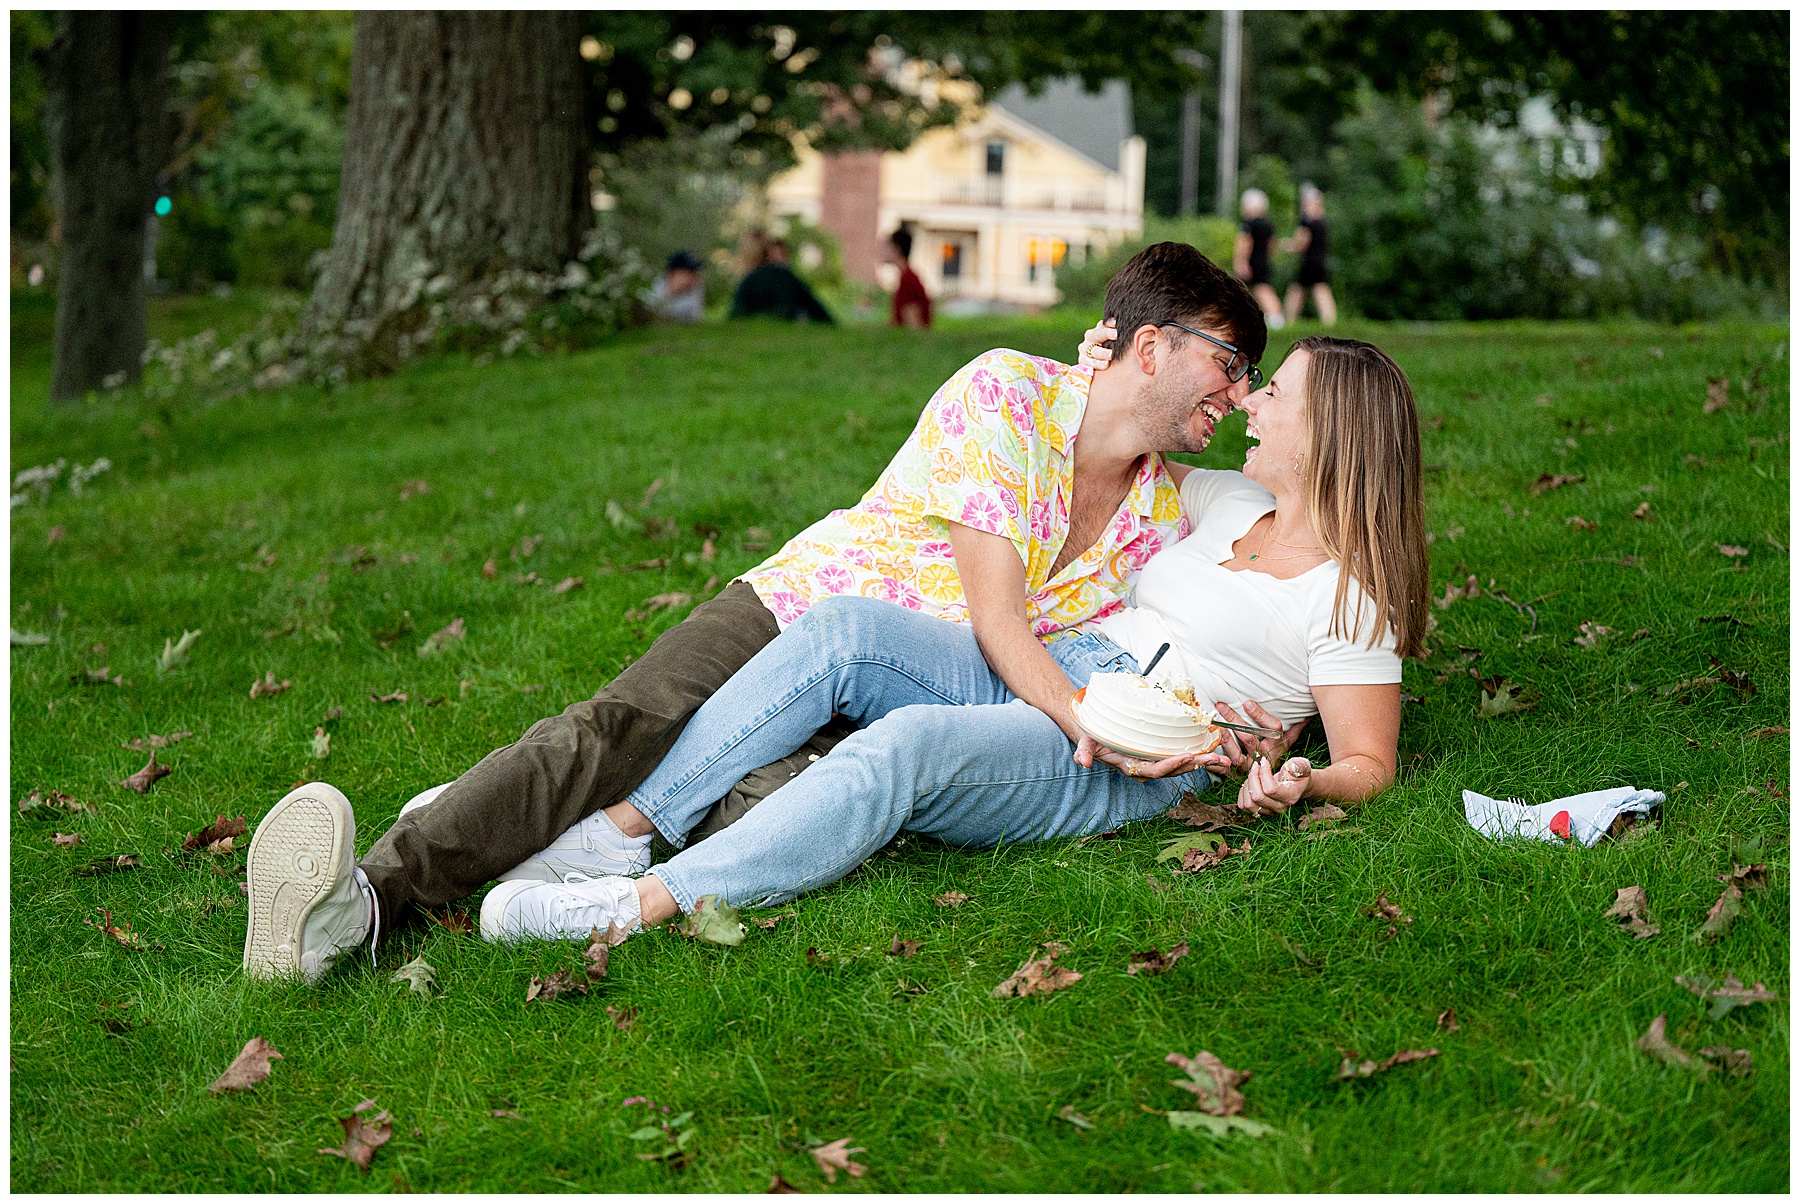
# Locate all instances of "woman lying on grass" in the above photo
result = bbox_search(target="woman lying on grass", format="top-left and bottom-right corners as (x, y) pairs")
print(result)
(472, 335), (1431, 942)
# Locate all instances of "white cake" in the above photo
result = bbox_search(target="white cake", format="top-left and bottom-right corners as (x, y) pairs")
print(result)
(1074, 672), (1222, 758)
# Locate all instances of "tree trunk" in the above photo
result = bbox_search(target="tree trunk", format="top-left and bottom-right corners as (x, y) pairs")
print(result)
(44, 11), (175, 402)
(305, 12), (591, 377)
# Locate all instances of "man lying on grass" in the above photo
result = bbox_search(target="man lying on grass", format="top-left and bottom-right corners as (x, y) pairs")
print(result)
(473, 336), (1429, 941)
(242, 242), (1266, 981)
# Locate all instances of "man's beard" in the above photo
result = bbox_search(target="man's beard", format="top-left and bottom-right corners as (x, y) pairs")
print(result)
(1130, 368), (1215, 455)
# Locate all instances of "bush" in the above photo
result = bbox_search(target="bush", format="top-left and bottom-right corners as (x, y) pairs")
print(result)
(1051, 215), (1239, 310)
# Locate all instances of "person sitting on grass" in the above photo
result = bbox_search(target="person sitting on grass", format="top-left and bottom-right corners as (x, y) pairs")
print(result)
(888, 225), (931, 328)
(729, 236), (835, 325)
(470, 335), (1428, 943)
(242, 242), (1267, 982)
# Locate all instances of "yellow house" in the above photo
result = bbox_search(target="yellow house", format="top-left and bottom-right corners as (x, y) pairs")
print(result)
(767, 77), (1146, 310)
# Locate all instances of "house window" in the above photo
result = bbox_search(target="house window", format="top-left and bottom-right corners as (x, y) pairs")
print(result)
(985, 141), (1005, 176)
(941, 241), (963, 279)
(1025, 238), (1067, 283)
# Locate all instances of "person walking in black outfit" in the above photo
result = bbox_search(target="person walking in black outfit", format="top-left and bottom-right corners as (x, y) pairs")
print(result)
(1232, 187), (1285, 330)
(1283, 183), (1337, 326)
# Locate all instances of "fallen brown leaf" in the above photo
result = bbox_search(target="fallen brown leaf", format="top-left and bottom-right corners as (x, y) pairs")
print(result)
(47, 524), (65, 544)
(319, 1100), (393, 1173)
(399, 478), (431, 500)
(1057, 1104), (1096, 1130)
(1636, 1014), (1710, 1075)
(583, 925), (622, 983)
(750, 912), (796, 930)
(430, 906), (473, 935)
(1167, 793), (1250, 831)
(1166, 1050), (1249, 1116)
(513, 571), (540, 585)
(417, 617), (466, 657)
(248, 670), (293, 699)
(932, 890), (970, 908)
(84, 906), (150, 949)
(1698, 1046), (1754, 1077)
(73, 666), (127, 687)
(1677, 973), (1777, 1020)
(1364, 893), (1413, 932)
(17, 789), (96, 817)
(75, 853), (143, 877)
(1334, 1047), (1440, 1080)
(371, 691), (408, 704)
(525, 969), (587, 1003)
(1572, 621), (1615, 649)
(1177, 837), (1251, 874)
(1750, 725), (1788, 739)
(120, 731), (194, 752)
(207, 1037), (283, 1093)
(1716, 543), (1749, 559)
(182, 815), (249, 853)
(1529, 473), (1585, 495)
(553, 576), (584, 595)
(887, 936), (922, 958)
(1297, 804), (1347, 832)
(1127, 941), (1190, 976)
(624, 592), (693, 622)
(767, 1172), (804, 1193)
(1437, 1008), (1461, 1033)
(808, 1137), (866, 1183)
(1566, 515), (1596, 531)
(605, 1004), (638, 1031)
(119, 753), (171, 793)
(1604, 885), (1660, 939)
(481, 557), (498, 580)
(1703, 375), (1730, 414)
(490, 1108), (523, 1120)
(1434, 574), (1483, 609)
(1694, 883), (1743, 943)
(1719, 862), (1768, 892)
(52, 832), (82, 848)
(992, 941), (1082, 998)
(311, 727), (331, 759)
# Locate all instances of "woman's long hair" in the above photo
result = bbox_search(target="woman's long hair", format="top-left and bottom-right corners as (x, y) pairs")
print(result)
(1294, 336), (1430, 658)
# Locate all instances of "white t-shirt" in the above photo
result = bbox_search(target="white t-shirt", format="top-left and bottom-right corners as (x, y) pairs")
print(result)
(1094, 468), (1401, 727)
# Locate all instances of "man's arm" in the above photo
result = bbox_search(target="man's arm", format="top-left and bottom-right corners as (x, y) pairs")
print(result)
(945, 520), (1084, 743)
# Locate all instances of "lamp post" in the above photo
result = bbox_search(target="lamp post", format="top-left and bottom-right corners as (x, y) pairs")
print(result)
(1214, 9), (1242, 217)
(1174, 48), (1209, 218)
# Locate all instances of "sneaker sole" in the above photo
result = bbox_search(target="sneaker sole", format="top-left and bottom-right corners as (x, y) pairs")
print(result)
(243, 783), (355, 982)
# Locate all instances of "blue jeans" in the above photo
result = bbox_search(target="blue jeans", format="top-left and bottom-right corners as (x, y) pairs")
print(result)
(628, 594), (1212, 911)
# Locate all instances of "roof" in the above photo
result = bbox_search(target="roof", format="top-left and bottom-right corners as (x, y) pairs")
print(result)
(989, 76), (1133, 173)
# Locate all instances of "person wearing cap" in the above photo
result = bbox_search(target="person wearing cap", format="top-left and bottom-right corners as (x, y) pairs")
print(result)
(888, 226), (932, 328)
(648, 250), (705, 323)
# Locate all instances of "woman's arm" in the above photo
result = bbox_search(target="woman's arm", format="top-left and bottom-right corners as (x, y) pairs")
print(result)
(1230, 682), (1400, 813)
(1232, 230), (1253, 279)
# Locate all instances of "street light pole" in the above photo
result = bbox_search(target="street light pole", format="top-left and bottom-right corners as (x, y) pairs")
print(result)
(1174, 48), (1209, 218)
(1214, 9), (1242, 216)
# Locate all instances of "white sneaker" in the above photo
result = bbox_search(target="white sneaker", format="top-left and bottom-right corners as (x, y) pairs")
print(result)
(399, 783), (653, 885)
(243, 782), (375, 983)
(480, 875), (643, 943)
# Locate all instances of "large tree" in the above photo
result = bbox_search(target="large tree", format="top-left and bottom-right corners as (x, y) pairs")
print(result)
(43, 11), (177, 401)
(302, 12), (591, 377)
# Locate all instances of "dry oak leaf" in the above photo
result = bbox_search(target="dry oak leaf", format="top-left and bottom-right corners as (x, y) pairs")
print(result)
(121, 731), (194, 752)
(371, 690), (408, 704)
(249, 671), (292, 699)
(887, 936), (922, 958)
(767, 1172), (804, 1193)
(553, 576), (584, 595)
(1167, 793), (1250, 831)
(1477, 675), (1533, 719)
(52, 832), (82, 848)
(1636, 1014), (1710, 1076)
(18, 788), (95, 817)
(207, 1037), (284, 1094)
(1573, 621), (1615, 649)
(750, 912), (796, 930)
(1434, 574), (1482, 609)
(992, 941), (1082, 998)
(1604, 885), (1661, 939)
(182, 814), (249, 854)
(1566, 515), (1597, 531)
(1437, 1008), (1461, 1033)
(1364, 893), (1413, 932)
(1297, 803), (1347, 832)
(311, 727), (331, 759)
(120, 753), (171, 793)
(1529, 473), (1585, 495)
(1698, 1045), (1754, 1078)
(1750, 725), (1788, 739)
(583, 923), (630, 982)
(1167, 1050), (1250, 1116)
(1719, 862), (1769, 892)
(624, 592), (693, 622)
(417, 617), (466, 657)
(1127, 940), (1191, 976)
(84, 907), (150, 949)
(1694, 883), (1743, 944)
(1703, 375), (1731, 413)
(525, 969), (587, 1003)
(1632, 501), (1655, 520)
(430, 906), (473, 935)
(808, 1137), (867, 1184)
(390, 954), (438, 996)
(932, 890), (970, 908)
(1717, 543), (1749, 559)
(605, 1004), (638, 1032)
(76, 854), (144, 877)
(1334, 1047), (1440, 1080)
(1178, 837), (1251, 874)
(1676, 973), (1777, 1020)
(319, 1099), (393, 1173)
(674, 894), (746, 946)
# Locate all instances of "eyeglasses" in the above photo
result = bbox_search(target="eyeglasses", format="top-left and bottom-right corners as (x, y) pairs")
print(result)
(1157, 321), (1263, 390)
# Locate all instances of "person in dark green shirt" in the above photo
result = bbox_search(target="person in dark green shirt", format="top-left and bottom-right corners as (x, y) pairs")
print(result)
(729, 238), (834, 324)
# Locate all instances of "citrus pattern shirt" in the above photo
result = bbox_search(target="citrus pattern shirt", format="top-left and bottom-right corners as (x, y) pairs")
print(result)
(738, 349), (1190, 642)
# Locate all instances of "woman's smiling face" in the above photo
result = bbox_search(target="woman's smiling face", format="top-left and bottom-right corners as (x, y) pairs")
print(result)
(1238, 348), (1311, 490)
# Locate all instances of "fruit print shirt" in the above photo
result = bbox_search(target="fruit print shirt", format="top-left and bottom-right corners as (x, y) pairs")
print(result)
(738, 349), (1190, 642)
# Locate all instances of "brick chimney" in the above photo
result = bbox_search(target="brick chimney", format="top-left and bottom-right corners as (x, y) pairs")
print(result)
(818, 149), (883, 285)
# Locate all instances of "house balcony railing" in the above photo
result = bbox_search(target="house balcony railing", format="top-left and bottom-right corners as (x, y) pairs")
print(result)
(933, 177), (1111, 212)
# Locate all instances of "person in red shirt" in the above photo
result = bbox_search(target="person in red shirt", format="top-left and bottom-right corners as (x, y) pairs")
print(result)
(888, 226), (932, 328)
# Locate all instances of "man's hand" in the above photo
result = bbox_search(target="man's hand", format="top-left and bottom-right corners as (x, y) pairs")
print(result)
(1074, 733), (1204, 780)
(1211, 700), (1309, 776)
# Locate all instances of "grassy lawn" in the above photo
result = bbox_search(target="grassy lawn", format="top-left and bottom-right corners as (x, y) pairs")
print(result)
(9, 294), (1789, 1192)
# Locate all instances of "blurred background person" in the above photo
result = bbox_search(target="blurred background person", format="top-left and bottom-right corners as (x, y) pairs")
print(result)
(730, 234), (834, 324)
(1283, 183), (1337, 326)
(887, 225), (931, 328)
(647, 250), (705, 323)
(1232, 187), (1284, 330)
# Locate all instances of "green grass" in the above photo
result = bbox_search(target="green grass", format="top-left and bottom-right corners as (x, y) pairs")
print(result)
(10, 295), (1789, 1191)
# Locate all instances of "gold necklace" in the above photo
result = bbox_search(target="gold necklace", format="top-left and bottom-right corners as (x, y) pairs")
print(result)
(1246, 519), (1324, 563)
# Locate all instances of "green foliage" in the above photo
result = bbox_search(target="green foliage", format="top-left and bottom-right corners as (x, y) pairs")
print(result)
(1050, 215), (1238, 310)
(10, 10), (55, 247)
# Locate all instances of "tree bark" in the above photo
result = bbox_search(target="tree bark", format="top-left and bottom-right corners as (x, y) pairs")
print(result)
(305, 12), (591, 377)
(44, 11), (176, 402)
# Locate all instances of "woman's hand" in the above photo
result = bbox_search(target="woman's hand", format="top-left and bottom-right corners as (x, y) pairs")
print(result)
(1211, 700), (1310, 775)
(1076, 318), (1117, 370)
(1235, 755), (1312, 816)
(1075, 734), (1203, 781)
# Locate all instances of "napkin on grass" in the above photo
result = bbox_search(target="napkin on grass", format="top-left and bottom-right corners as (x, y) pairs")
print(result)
(1463, 786), (1665, 848)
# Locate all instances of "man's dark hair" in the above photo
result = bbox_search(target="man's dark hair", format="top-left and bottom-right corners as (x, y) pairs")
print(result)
(1102, 241), (1266, 366)
(889, 226), (914, 258)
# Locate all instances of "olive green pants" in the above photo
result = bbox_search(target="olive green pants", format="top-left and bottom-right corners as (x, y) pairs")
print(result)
(358, 581), (846, 932)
